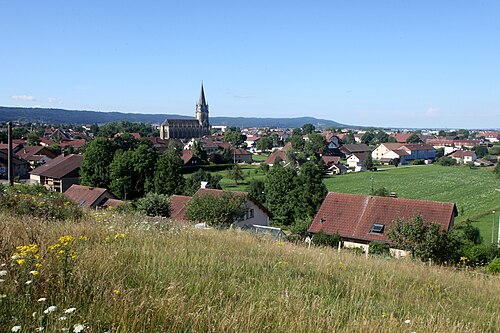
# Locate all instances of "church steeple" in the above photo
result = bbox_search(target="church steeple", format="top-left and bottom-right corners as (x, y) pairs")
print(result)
(195, 82), (209, 130)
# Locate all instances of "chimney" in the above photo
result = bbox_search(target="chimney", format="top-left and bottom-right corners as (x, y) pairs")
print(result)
(200, 181), (208, 189)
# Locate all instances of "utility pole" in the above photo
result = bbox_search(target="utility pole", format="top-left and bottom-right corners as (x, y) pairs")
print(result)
(7, 122), (14, 186)
(492, 211), (496, 244)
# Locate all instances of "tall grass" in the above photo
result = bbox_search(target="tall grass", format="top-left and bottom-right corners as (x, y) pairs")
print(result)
(1, 212), (499, 332)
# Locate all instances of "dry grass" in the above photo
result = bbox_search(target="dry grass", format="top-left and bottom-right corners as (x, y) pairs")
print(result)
(1, 212), (499, 332)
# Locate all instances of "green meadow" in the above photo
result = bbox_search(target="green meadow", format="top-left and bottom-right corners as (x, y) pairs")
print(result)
(1, 213), (499, 332)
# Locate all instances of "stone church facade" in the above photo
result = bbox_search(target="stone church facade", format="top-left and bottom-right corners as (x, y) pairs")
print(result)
(160, 84), (210, 140)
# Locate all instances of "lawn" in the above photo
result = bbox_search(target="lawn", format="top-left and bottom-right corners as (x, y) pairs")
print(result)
(251, 153), (269, 162)
(217, 164), (266, 191)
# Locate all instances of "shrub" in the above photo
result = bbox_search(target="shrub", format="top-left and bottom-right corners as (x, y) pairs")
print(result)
(312, 230), (341, 247)
(369, 241), (390, 256)
(371, 187), (389, 197)
(0, 184), (82, 220)
(136, 192), (170, 217)
(437, 156), (457, 166)
(411, 159), (425, 165)
(486, 258), (500, 274)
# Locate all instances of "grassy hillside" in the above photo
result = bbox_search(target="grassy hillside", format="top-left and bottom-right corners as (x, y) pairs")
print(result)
(1, 212), (499, 332)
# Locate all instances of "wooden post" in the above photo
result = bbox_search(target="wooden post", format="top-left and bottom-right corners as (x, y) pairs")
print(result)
(7, 122), (13, 186)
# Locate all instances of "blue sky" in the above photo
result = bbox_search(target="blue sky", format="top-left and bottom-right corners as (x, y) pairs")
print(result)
(1, 1), (499, 128)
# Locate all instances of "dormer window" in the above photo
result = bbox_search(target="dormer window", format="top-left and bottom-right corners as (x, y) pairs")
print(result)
(319, 218), (325, 224)
(370, 223), (385, 233)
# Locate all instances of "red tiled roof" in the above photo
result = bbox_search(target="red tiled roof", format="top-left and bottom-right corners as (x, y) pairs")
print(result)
(390, 132), (413, 143)
(30, 154), (83, 178)
(400, 143), (435, 151)
(340, 144), (371, 154)
(16, 146), (58, 160)
(64, 185), (110, 208)
(322, 156), (341, 165)
(308, 192), (457, 244)
(265, 150), (288, 165)
(170, 195), (192, 221)
(451, 150), (476, 158)
(60, 139), (86, 148)
(233, 148), (251, 155)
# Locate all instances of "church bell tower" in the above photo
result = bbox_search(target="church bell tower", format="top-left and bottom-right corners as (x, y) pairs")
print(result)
(195, 82), (210, 129)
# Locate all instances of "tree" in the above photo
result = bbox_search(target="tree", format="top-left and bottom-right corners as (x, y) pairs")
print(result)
(0, 130), (7, 144)
(256, 136), (273, 152)
(80, 137), (117, 188)
(248, 179), (266, 205)
(495, 162), (500, 178)
(154, 144), (185, 196)
(473, 145), (488, 158)
(264, 164), (300, 225)
(392, 157), (400, 168)
(303, 132), (326, 157)
(361, 132), (375, 145)
(131, 143), (158, 194)
(343, 132), (356, 144)
(184, 169), (222, 196)
(363, 153), (374, 170)
(406, 133), (423, 143)
(387, 215), (453, 263)
(224, 129), (246, 146)
(192, 139), (207, 162)
(136, 192), (170, 217)
(109, 150), (136, 199)
(290, 134), (305, 151)
(371, 187), (389, 197)
(302, 123), (315, 134)
(294, 162), (327, 218)
(228, 165), (244, 185)
(185, 191), (247, 228)
(26, 131), (41, 146)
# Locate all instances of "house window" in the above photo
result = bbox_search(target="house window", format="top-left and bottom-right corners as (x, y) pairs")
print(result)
(370, 223), (385, 233)
(249, 209), (254, 219)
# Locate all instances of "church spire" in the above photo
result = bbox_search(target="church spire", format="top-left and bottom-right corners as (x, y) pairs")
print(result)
(198, 81), (207, 107)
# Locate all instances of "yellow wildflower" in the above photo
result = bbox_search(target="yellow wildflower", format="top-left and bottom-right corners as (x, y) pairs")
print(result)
(49, 244), (61, 251)
(58, 250), (65, 255)
(35, 263), (43, 268)
(114, 233), (126, 240)
(113, 289), (121, 295)
(16, 259), (26, 265)
(59, 236), (75, 246)
(79, 236), (88, 241)
(30, 270), (39, 276)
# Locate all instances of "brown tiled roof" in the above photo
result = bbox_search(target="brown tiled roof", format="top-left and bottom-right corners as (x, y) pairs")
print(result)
(181, 150), (195, 164)
(400, 143), (435, 151)
(308, 192), (457, 244)
(391, 149), (410, 156)
(64, 185), (111, 208)
(322, 156), (341, 165)
(102, 198), (125, 207)
(340, 144), (371, 154)
(380, 143), (403, 150)
(348, 152), (368, 160)
(0, 150), (29, 165)
(30, 154), (83, 178)
(39, 138), (57, 146)
(170, 195), (192, 221)
(60, 139), (86, 148)
(233, 148), (251, 155)
(16, 146), (58, 160)
(265, 150), (288, 164)
(390, 132), (413, 143)
(451, 150), (476, 158)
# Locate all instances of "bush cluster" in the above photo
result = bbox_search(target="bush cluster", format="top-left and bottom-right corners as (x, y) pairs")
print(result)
(0, 184), (82, 220)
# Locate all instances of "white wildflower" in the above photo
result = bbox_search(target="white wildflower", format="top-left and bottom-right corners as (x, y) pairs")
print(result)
(11, 326), (21, 332)
(37, 297), (47, 302)
(35, 327), (44, 332)
(64, 307), (76, 314)
(59, 316), (67, 321)
(44, 305), (57, 314)
(404, 319), (411, 324)
(25, 280), (33, 285)
(0, 294), (7, 298)
(73, 324), (85, 332)
(1, 263), (6, 267)
(0, 279), (5, 283)
(0, 270), (7, 276)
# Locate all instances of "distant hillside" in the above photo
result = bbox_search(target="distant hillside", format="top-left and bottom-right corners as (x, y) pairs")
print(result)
(0, 106), (346, 128)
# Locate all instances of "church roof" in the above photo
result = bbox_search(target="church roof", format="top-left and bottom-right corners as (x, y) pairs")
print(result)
(163, 118), (201, 126)
(198, 83), (207, 106)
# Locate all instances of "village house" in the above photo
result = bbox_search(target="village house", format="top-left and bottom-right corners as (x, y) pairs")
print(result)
(232, 148), (253, 163)
(15, 146), (58, 168)
(181, 150), (204, 167)
(30, 154), (83, 192)
(371, 143), (404, 161)
(346, 152), (368, 171)
(0, 150), (30, 179)
(339, 144), (371, 157)
(478, 131), (499, 143)
(308, 192), (457, 256)
(170, 188), (271, 228)
(374, 143), (436, 164)
(450, 150), (477, 164)
(64, 184), (123, 209)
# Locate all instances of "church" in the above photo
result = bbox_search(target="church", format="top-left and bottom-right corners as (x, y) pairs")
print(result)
(159, 84), (211, 140)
